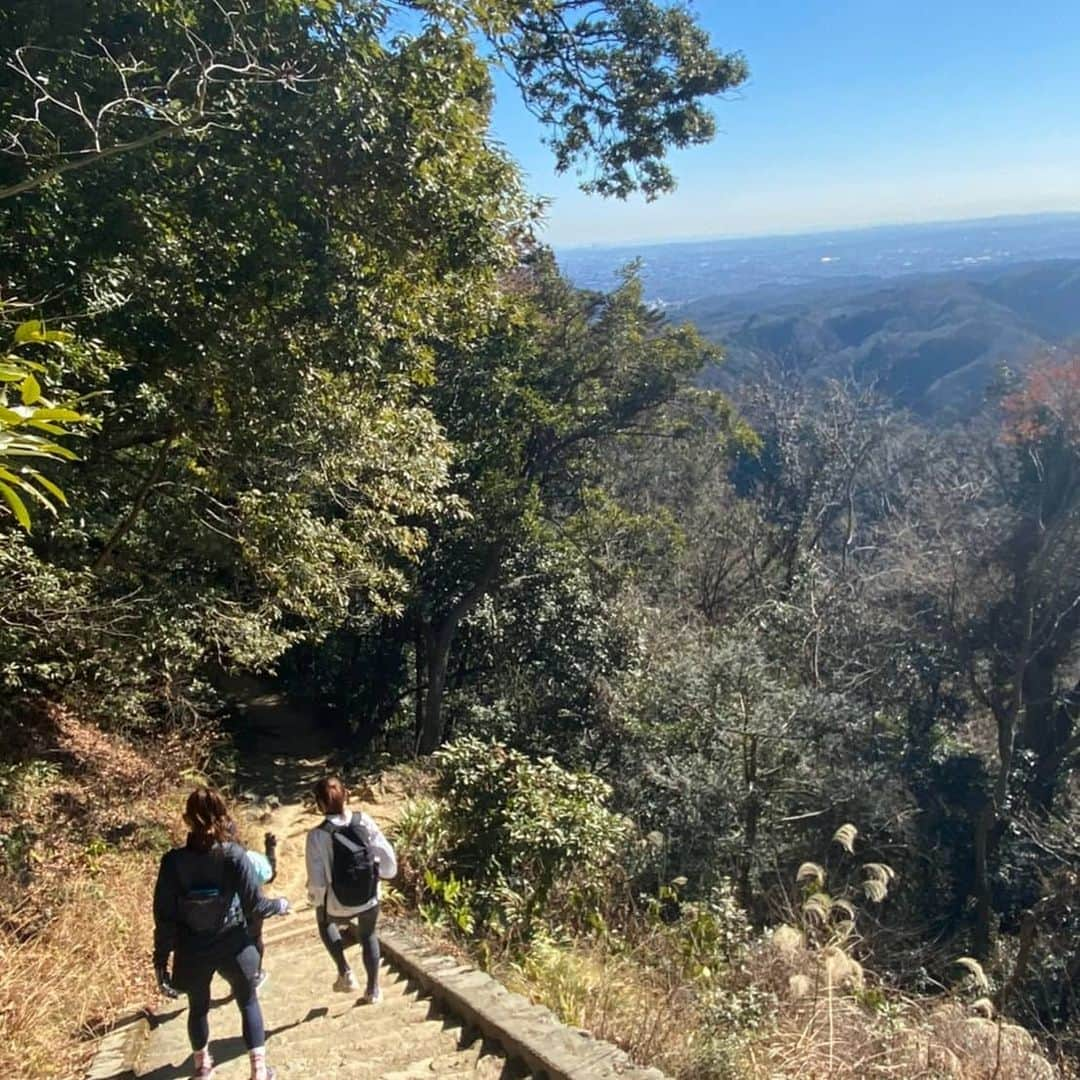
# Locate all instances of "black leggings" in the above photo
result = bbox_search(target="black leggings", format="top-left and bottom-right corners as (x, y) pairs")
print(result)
(316, 905), (380, 990)
(181, 942), (265, 1052)
(250, 913), (265, 967)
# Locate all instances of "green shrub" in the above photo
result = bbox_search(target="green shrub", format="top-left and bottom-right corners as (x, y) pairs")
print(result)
(645, 878), (753, 986)
(394, 737), (630, 944)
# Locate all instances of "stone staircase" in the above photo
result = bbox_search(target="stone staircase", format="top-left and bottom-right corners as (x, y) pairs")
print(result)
(123, 918), (513, 1080)
(90, 909), (668, 1080)
(86, 686), (666, 1080)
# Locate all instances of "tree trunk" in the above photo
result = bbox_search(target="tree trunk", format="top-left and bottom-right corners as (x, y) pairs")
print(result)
(418, 618), (451, 755)
(1023, 669), (1080, 812)
(972, 799), (995, 959)
(93, 431), (174, 571)
(413, 619), (425, 749)
(1002, 910), (1037, 1011)
(415, 542), (505, 755)
(737, 733), (760, 913)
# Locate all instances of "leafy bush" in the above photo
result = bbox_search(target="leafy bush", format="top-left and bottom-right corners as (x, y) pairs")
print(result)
(394, 737), (630, 943)
(393, 745), (775, 1074)
(0, 315), (93, 530)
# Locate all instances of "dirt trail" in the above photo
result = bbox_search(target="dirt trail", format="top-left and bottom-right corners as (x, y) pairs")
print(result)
(223, 676), (409, 914)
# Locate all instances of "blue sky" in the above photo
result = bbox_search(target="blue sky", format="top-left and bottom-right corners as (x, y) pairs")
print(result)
(486, 0), (1080, 246)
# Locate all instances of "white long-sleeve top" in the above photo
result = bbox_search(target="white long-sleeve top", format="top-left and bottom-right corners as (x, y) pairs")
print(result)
(305, 809), (397, 917)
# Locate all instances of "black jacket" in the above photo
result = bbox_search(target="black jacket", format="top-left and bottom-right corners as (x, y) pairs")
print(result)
(153, 840), (279, 966)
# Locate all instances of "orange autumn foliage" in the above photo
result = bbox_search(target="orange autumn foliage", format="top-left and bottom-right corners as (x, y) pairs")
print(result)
(1001, 352), (1080, 446)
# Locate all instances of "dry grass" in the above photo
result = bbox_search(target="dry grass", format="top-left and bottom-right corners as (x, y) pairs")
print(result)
(498, 936), (702, 1075)
(742, 994), (1062, 1079)
(0, 846), (166, 1078)
(0, 706), (198, 1079)
(732, 931), (1068, 1080)
(490, 924), (1071, 1080)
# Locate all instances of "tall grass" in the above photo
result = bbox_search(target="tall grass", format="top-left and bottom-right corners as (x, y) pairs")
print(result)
(499, 935), (703, 1075)
(0, 847), (163, 1078)
(394, 787), (1070, 1080)
(0, 707), (197, 1079)
(496, 927), (1069, 1079)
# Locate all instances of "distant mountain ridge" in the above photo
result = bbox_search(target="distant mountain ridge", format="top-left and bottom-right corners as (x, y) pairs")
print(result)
(686, 259), (1080, 417)
(557, 213), (1080, 307)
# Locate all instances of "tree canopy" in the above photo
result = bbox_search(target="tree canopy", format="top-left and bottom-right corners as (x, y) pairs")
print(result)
(1, 0), (747, 202)
(0, 0), (744, 712)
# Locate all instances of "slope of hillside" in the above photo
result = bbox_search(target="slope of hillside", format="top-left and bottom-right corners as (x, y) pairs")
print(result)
(686, 259), (1080, 415)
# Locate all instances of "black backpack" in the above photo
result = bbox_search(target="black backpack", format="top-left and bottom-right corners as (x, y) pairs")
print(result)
(175, 849), (237, 935)
(323, 816), (379, 907)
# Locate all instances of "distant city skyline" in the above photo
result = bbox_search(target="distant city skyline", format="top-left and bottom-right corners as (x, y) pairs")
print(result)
(487, 0), (1080, 246)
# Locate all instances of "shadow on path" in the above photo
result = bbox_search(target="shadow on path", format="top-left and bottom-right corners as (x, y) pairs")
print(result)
(219, 674), (342, 805)
(135, 1008), (330, 1080)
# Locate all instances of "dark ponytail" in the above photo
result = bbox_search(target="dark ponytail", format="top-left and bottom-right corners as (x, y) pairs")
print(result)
(314, 775), (348, 815)
(183, 787), (233, 852)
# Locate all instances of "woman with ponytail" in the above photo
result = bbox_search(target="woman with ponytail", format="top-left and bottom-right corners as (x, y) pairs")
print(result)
(305, 775), (396, 1002)
(153, 788), (291, 1080)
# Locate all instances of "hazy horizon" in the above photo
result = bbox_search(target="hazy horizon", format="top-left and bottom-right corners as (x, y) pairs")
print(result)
(554, 212), (1080, 308)
(551, 209), (1080, 253)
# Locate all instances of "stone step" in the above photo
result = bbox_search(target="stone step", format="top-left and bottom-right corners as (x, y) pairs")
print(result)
(136, 1006), (471, 1078)
(420, 1067), (506, 1080)
(274, 1019), (462, 1065)
(270, 1014), (442, 1059)
(268, 971), (421, 1007)
(268, 1006), (426, 1039)
(379, 1044), (508, 1079)
(271, 1045), (481, 1080)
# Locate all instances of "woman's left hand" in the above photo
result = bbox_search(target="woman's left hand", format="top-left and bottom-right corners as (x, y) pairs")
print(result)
(155, 963), (179, 999)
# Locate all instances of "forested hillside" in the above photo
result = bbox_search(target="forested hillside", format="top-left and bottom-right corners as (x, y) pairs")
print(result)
(689, 259), (1080, 416)
(2, 3), (1079, 1079)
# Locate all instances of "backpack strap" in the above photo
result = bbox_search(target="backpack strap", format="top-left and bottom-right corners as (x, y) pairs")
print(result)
(173, 849), (190, 895)
(321, 815), (380, 905)
(346, 814), (371, 845)
(174, 845), (216, 894)
(349, 816), (380, 889)
(321, 814), (367, 842)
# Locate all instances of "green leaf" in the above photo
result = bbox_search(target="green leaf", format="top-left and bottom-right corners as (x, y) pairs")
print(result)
(13, 320), (43, 345)
(29, 407), (85, 422)
(20, 374), (41, 405)
(25, 470), (68, 505)
(0, 405), (24, 425)
(31, 440), (77, 461)
(4, 355), (46, 372)
(1, 445), (78, 460)
(0, 480), (31, 530)
(13, 476), (56, 515)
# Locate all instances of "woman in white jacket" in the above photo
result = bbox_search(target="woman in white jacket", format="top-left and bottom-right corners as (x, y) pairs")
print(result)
(305, 775), (397, 1001)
